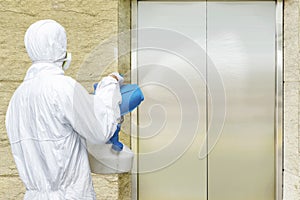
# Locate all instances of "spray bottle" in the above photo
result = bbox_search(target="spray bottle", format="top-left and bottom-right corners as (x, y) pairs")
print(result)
(88, 82), (144, 174)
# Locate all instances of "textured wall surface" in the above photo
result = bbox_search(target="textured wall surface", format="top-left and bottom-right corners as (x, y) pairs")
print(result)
(117, 0), (132, 200)
(283, 0), (300, 199)
(0, 0), (130, 199)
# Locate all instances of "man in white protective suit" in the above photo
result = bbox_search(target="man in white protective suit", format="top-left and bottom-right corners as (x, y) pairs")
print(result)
(5, 19), (123, 199)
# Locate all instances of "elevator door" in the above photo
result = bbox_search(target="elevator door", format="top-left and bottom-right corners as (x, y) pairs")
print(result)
(136, 1), (276, 200)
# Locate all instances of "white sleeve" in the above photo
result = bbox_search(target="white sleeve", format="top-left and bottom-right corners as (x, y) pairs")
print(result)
(94, 76), (122, 140)
(65, 76), (121, 144)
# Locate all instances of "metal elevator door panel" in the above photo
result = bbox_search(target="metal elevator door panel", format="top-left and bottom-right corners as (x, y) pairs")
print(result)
(136, 1), (276, 200)
(207, 2), (276, 200)
(137, 2), (207, 200)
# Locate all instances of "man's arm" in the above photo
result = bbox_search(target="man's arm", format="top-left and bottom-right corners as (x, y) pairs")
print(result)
(63, 75), (122, 144)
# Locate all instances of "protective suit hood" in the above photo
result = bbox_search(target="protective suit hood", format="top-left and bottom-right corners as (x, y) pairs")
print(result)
(24, 19), (67, 65)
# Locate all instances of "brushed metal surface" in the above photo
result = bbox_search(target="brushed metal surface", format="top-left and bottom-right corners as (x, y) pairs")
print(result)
(135, 1), (278, 200)
(275, 1), (283, 199)
(207, 2), (276, 200)
(137, 2), (207, 200)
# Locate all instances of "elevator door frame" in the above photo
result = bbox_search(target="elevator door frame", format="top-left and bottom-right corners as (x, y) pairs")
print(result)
(130, 0), (283, 200)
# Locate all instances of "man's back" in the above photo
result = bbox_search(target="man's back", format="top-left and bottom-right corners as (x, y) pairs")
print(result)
(6, 19), (122, 200)
(6, 63), (96, 199)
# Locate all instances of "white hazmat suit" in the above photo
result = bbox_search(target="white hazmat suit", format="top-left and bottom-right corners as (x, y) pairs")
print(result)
(5, 19), (122, 199)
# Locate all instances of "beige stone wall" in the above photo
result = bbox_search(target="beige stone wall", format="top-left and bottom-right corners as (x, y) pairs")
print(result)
(283, 0), (300, 199)
(0, 0), (131, 199)
(117, 0), (132, 200)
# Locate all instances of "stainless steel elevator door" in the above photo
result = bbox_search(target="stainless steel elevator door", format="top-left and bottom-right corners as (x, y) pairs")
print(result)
(207, 2), (276, 200)
(137, 2), (207, 200)
(136, 1), (276, 200)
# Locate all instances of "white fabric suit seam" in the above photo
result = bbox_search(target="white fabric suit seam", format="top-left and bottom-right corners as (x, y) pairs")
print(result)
(10, 132), (74, 144)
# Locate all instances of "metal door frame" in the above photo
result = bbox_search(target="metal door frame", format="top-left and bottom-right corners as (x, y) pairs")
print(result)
(130, 1), (283, 199)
